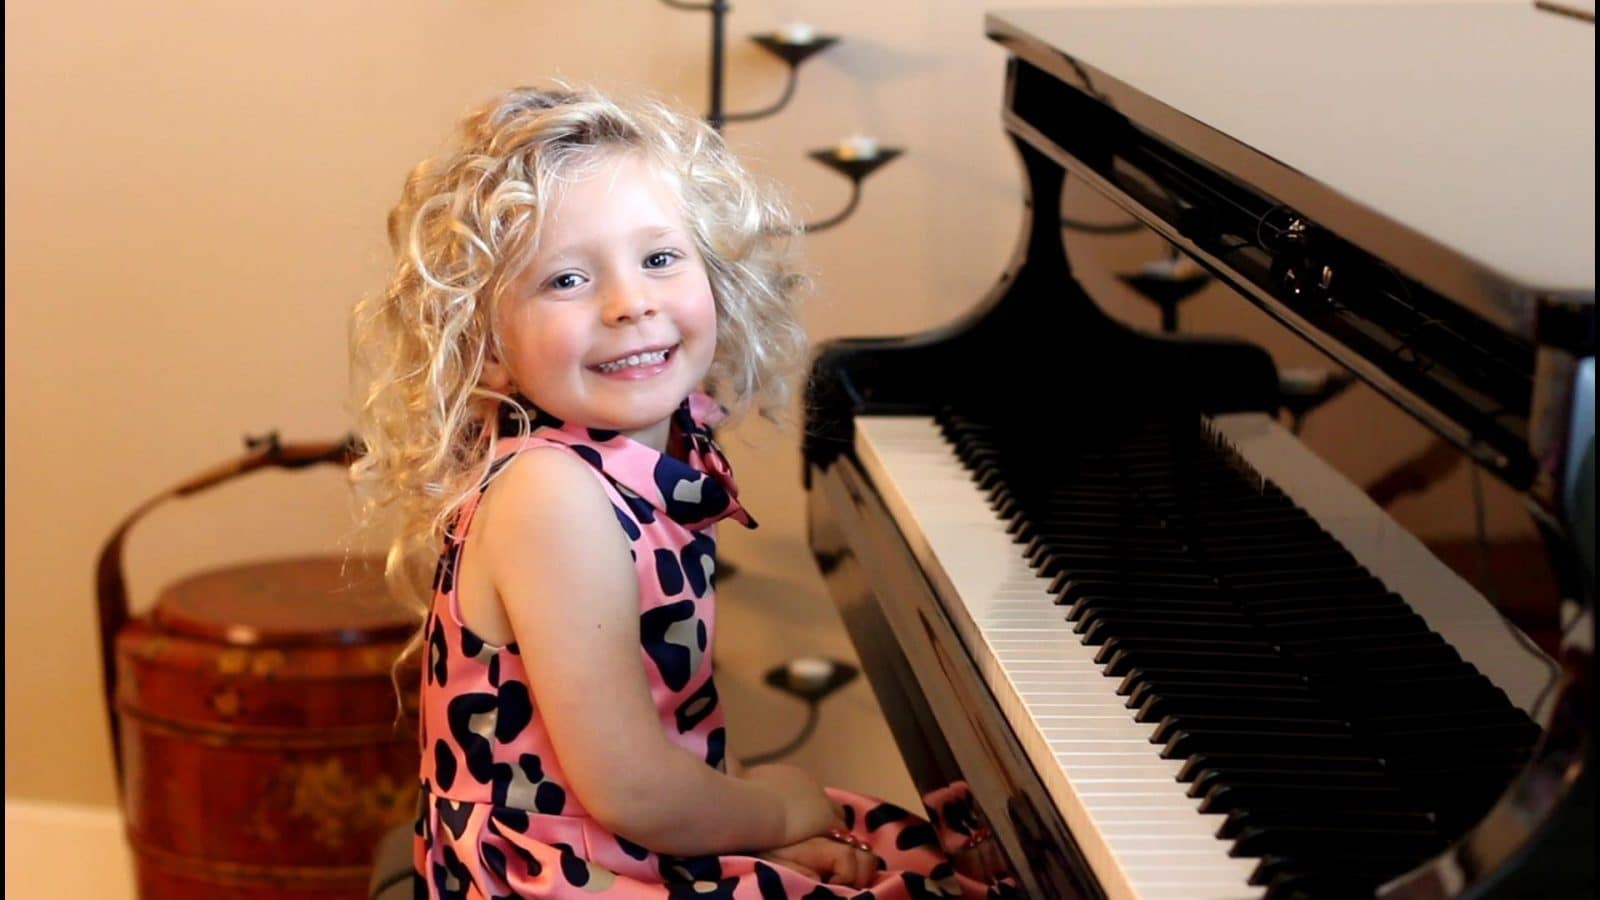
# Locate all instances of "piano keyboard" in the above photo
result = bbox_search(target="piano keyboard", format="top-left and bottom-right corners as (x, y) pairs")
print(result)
(852, 413), (1547, 900)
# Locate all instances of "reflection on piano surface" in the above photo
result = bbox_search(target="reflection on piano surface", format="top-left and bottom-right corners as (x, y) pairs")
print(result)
(803, 6), (1594, 899)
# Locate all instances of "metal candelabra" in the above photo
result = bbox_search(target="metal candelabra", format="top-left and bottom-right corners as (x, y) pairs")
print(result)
(659, 0), (901, 233)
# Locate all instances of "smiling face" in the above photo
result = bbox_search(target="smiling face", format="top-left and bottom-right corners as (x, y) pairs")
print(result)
(482, 152), (717, 451)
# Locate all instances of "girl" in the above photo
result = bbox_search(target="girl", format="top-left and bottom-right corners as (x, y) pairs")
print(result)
(351, 85), (998, 899)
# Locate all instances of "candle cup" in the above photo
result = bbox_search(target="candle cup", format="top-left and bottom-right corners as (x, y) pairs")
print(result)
(762, 656), (860, 701)
(835, 135), (881, 162)
(750, 33), (838, 67)
(786, 657), (835, 692)
(776, 21), (817, 45)
(808, 146), (903, 183)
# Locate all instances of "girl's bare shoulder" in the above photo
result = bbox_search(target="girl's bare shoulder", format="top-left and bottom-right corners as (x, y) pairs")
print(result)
(474, 447), (625, 563)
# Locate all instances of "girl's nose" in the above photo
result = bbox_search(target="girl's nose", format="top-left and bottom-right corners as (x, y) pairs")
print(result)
(602, 283), (657, 325)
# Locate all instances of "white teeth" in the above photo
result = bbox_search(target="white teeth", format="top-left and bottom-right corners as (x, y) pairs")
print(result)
(596, 349), (669, 373)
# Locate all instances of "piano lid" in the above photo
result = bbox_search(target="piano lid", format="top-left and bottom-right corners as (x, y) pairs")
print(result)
(986, 3), (1596, 341)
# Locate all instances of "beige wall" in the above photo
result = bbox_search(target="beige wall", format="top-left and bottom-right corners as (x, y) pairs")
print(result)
(5, 0), (1533, 809)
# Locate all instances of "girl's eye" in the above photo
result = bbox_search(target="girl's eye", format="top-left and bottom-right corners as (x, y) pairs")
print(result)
(643, 251), (680, 270)
(549, 272), (586, 291)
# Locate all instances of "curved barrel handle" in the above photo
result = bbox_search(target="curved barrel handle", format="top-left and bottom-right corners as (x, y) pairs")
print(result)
(93, 432), (360, 790)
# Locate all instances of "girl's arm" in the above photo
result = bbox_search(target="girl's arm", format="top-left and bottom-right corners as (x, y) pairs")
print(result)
(474, 449), (836, 856)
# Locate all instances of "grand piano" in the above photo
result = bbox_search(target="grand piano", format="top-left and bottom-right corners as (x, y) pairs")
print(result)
(803, 5), (1594, 898)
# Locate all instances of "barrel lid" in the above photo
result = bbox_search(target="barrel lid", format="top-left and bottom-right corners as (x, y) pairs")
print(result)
(151, 556), (417, 646)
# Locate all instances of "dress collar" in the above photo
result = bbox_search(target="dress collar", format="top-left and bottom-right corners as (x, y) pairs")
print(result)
(494, 392), (755, 531)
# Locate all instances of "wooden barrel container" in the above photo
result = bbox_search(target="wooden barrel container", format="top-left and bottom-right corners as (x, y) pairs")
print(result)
(96, 438), (421, 899)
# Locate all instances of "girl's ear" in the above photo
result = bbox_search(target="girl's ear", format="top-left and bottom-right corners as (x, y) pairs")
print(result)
(480, 348), (513, 393)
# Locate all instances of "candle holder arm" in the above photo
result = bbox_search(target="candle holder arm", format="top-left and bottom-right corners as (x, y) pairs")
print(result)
(803, 179), (861, 234)
(723, 66), (800, 123)
(725, 35), (837, 124)
(803, 147), (902, 233)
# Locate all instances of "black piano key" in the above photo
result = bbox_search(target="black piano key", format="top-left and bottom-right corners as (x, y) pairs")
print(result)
(1387, 751), (1539, 779)
(1011, 480), (1312, 509)
(1052, 578), (1230, 603)
(1028, 542), (1198, 572)
(1077, 477), (1295, 499)
(1135, 692), (1327, 723)
(1103, 647), (1292, 677)
(1160, 728), (1368, 759)
(1126, 682), (1318, 716)
(1393, 762), (1533, 814)
(1079, 612), (1255, 641)
(1071, 600), (1246, 630)
(1025, 482), (1301, 507)
(1234, 598), (1406, 620)
(1062, 586), (1401, 611)
(1199, 782), (1412, 815)
(1079, 616), (1262, 645)
(1145, 484), (1303, 503)
(1280, 625), (1444, 648)
(1250, 854), (1420, 890)
(1074, 604), (1251, 631)
(1003, 503), (1163, 533)
(1260, 611), (1431, 640)
(1119, 669), (1312, 701)
(1216, 567), (1383, 589)
(1365, 708), (1543, 739)
(1218, 806), (1438, 840)
(1046, 550), (1366, 582)
(1184, 526), (1342, 549)
(1010, 514), (1177, 535)
(1240, 595), (1413, 619)
(1291, 641), (1463, 669)
(1177, 752), (1386, 783)
(1023, 529), (1343, 559)
(1237, 824), (1448, 860)
(1362, 724), (1538, 767)
(1095, 636), (1282, 667)
(1026, 536), (1203, 558)
(1190, 767), (1397, 800)
(1321, 675), (1503, 708)
(1044, 566), (1221, 594)
(1315, 669), (1510, 703)
(1072, 579), (1391, 611)
(1018, 513), (1324, 544)
(1225, 576), (1393, 601)
(1151, 714), (1351, 744)
(1209, 549), (1365, 573)
(1090, 624), (1278, 650)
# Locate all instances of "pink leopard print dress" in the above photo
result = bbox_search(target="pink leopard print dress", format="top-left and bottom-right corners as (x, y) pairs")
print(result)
(414, 394), (999, 899)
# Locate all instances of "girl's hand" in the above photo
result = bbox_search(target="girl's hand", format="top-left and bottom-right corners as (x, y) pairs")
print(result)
(760, 836), (881, 889)
(741, 764), (841, 843)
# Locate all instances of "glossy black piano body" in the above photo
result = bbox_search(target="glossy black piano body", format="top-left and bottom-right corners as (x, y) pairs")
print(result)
(804, 6), (1593, 899)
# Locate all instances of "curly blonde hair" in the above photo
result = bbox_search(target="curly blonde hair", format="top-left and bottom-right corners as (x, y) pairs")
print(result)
(349, 84), (808, 615)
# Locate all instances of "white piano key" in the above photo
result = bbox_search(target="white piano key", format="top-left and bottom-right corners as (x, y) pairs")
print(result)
(1067, 767), (1190, 781)
(1089, 804), (1207, 822)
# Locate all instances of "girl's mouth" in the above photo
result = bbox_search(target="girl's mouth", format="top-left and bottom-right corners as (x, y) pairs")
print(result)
(591, 345), (676, 375)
